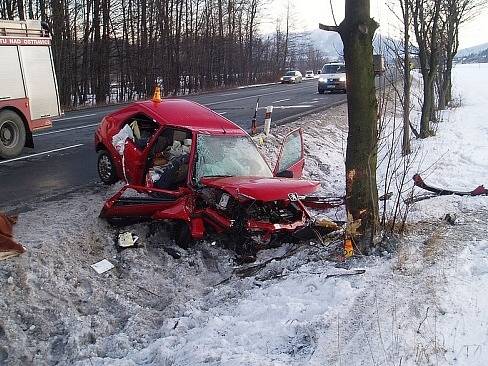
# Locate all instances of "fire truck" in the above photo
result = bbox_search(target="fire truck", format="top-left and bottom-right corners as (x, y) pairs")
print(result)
(0, 19), (61, 159)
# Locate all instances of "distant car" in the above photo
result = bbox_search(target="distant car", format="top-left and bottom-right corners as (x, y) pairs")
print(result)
(280, 70), (302, 84)
(318, 63), (347, 94)
(94, 98), (336, 251)
(304, 70), (315, 79)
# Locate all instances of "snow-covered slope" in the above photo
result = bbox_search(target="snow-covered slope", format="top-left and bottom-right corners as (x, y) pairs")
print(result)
(1, 64), (488, 366)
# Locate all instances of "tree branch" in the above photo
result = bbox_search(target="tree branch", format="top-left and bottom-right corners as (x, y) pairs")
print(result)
(319, 23), (339, 32)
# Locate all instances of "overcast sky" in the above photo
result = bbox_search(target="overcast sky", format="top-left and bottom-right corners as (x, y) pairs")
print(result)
(260, 0), (488, 50)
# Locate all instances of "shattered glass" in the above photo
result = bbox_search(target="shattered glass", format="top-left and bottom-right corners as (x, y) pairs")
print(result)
(195, 135), (272, 181)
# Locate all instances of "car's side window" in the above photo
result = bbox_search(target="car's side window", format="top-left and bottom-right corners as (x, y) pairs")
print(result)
(123, 113), (158, 150)
(146, 128), (193, 190)
(277, 130), (302, 173)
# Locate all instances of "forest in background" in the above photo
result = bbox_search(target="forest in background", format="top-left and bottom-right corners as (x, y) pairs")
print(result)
(0, 0), (328, 108)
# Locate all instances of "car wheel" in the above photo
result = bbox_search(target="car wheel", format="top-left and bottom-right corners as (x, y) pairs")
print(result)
(97, 149), (118, 184)
(318, 89), (325, 94)
(0, 110), (26, 159)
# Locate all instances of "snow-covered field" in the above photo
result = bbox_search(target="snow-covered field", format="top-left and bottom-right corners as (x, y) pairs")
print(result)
(1, 64), (488, 366)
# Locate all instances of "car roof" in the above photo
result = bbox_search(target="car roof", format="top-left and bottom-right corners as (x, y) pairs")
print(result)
(129, 99), (246, 135)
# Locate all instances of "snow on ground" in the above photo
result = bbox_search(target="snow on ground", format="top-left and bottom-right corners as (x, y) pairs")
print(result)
(1, 64), (488, 366)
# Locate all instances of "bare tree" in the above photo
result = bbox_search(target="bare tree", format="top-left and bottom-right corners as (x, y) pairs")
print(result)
(409, 0), (443, 138)
(320, 0), (380, 253)
(437, 0), (485, 109)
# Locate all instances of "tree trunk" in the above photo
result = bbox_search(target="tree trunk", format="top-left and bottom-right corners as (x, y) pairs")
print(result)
(335, 0), (380, 253)
(421, 71), (434, 137)
(402, 0), (411, 155)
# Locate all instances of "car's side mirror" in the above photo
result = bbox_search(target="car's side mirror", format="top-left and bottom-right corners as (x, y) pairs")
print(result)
(275, 170), (293, 178)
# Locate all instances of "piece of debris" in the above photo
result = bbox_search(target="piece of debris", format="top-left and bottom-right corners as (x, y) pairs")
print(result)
(413, 174), (488, 196)
(443, 213), (457, 225)
(91, 259), (115, 274)
(163, 246), (181, 259)
(0, 213), (26, 260)
(314, 217), (341, 231)
(118, 232), (139, 248)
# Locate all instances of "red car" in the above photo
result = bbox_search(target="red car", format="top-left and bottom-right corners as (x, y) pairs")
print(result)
(95, 99), (336, 251)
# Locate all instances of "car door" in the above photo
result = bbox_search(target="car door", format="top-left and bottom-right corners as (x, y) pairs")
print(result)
(122, 139), (147, 184)
(273, 128), (305, 178)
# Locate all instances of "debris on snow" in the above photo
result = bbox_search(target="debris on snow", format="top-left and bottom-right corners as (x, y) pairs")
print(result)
(0, 212), (25, 260)
(90, 259), (115, 274)
(117, 232), (138, 248)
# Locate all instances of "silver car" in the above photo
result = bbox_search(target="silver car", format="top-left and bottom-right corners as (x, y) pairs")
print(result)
(280, 70), (303, 84)
(318, 63), (346, 93)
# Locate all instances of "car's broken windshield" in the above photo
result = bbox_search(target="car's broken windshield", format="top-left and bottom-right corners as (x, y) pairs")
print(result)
(195, 135), (273, 181)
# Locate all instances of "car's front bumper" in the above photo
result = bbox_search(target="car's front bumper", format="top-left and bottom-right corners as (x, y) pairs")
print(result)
(318, 80), (346, 91)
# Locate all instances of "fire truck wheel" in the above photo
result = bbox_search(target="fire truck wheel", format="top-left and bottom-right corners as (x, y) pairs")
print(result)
(97, 150), (118, 184)
(0, 110), (26, 159)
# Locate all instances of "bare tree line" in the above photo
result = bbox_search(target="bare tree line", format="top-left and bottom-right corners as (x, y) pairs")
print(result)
(389, 0), (485, 142)
(0, 0), (327, 108)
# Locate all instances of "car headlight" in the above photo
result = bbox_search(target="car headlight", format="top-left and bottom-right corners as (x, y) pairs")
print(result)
(319, 78), (326, 82)
(339, 76), (346, 82)
(280, 77), (283, 81)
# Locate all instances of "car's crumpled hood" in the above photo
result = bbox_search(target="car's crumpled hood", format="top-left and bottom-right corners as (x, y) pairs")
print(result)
(200, 176), (320, 201)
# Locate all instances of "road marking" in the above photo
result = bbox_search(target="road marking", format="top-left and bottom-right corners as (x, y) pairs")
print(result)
(54, 113), (98, 121)
(218, 92), (239, 97)
(273, 98), (290, 103)
(205, 85), (313, 106)
(217, 112), (228, 115)
(34, 123), (99, 136)
(259, 105), (313, 110)
(0, 144), (84, 165)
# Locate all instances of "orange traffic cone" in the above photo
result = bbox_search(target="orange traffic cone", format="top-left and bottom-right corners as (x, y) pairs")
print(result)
(344, 238), (354, 258)
(152, 86), (162, 103)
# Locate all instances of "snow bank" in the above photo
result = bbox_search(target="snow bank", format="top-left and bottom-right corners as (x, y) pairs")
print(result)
(1, 64), (488, 366)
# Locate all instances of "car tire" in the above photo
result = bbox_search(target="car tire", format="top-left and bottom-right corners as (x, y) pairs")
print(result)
(318, 89), (325, 94)
(97, 149), (118, 184)
(0, 110), (26, 159)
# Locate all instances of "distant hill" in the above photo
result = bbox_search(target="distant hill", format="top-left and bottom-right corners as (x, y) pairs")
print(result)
(307, 29), (398, 61)
(457, 43), (488, 58)
(308, 29), (343, 59)
(455, 43), (488, 63)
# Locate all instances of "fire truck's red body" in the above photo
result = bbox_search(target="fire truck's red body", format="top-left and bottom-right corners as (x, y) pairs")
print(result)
(0, 19), (61, 159)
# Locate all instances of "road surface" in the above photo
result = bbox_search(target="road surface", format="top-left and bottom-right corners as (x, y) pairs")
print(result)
(0, 80), (346, 210)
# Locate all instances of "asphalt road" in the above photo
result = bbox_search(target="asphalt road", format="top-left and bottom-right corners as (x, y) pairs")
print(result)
(0, 79), (347, 210)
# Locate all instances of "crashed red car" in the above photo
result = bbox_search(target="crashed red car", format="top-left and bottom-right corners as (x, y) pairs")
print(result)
(95, 99), (337, 251)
